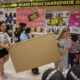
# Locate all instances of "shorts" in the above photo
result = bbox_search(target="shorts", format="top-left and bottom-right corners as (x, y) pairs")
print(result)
(0, 48), (8, 58)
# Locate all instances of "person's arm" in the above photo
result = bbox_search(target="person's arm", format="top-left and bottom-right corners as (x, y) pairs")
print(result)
(6, 33), (11, 45)
(68, 48), (71, 52)
(62, 48), (66, 56)
(60, 38), (71, 60)
(67, 38), (72, 53)
(27, 34), (30, 39)
(0, 44), (9, 51)
(0, 44), (6, 48)
(60, 48), (66, 60)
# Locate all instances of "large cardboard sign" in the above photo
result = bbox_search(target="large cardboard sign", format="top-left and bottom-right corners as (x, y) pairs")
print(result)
(9, 33), (60, 72)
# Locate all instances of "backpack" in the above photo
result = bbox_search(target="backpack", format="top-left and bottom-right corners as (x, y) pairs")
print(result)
(14, 27), (23, 37)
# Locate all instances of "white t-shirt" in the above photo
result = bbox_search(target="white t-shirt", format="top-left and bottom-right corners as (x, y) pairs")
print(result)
(0, 32), (11, 50)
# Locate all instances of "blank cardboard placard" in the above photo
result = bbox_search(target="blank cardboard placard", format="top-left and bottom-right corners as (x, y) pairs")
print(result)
(9, 33), (60, 72)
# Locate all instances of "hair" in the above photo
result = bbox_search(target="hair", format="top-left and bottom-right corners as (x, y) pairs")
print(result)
(71, 34), (78, 42)
(19, 23), (26, 28)
(0, 21), (6, 27)
(57, 27), (70, 40)
(14, 23), (27, 38)
(42, 68), (65, 80)
(0, 21), (6, 32)
(66, 65), (80, 80)
(19, 23), (27, 34)
(25, 27), (31, 33)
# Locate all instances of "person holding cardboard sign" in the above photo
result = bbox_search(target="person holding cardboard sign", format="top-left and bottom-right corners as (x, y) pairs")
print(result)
(0, 21), (11, 79)
(20, 27), (40, 75)
(55, 27), (71, 72)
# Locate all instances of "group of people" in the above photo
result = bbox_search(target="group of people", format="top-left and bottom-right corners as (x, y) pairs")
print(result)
(0, 21), (80, 80)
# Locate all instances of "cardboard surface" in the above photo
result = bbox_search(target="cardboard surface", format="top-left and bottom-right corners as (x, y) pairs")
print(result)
(9, 33), (60, 72)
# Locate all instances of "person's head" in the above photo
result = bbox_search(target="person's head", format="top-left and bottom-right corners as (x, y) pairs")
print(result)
(25, 27), (31, 34)
(71, 34), (78, 42)
(42, 68), (65, 80)
(0, 21), (7, 32)
(66, 65), (80, 80)
(57, 27), (70, 40)
(19, 23), (27, 30)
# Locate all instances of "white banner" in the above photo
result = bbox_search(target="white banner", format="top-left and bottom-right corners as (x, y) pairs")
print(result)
(70, 26), (80, 34)
(0, 8), (5, 21)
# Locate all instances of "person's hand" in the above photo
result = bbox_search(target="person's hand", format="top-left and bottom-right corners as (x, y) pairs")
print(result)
(59, 56), (63, 61)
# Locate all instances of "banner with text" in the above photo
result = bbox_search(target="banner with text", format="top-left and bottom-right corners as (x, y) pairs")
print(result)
(16, 7), (45, 27)
(68, 13), (80, 27)
(0, 0), (80, 8)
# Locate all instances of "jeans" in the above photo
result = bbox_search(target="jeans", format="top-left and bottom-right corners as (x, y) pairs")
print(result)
(68, 52), (76, 67)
